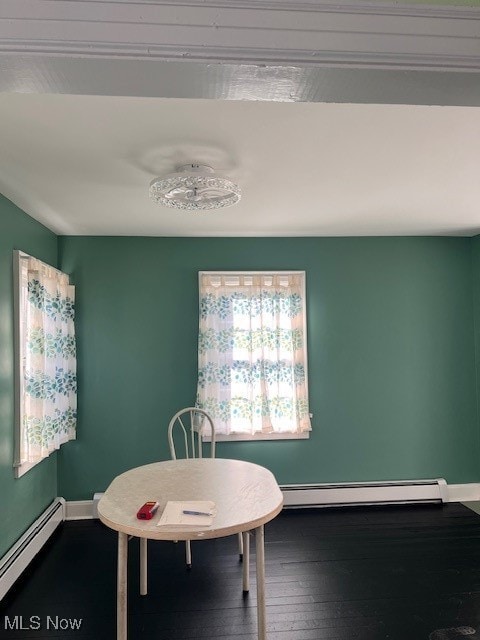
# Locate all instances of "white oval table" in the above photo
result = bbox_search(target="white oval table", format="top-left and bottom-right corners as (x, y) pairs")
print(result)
(98, 458), (284, 640)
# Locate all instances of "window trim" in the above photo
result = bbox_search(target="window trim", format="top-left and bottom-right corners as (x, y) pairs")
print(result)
(198, 270), (311, 442)
(13, 250), (29, 477)
(203, 432), (310, 442)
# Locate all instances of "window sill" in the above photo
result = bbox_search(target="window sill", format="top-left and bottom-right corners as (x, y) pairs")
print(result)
(204, 432), (310, 442)
(14, 459), (40, 478)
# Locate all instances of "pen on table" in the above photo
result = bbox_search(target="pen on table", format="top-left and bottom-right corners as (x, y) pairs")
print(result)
(182, 510), (213, 516)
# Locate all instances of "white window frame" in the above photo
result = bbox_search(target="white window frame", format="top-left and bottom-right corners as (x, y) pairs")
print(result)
(199, 270), (311, 442)
(13, 250), (35, 477)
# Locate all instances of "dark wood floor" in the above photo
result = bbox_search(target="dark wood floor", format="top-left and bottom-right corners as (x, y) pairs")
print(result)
(2, 503), (480, 640)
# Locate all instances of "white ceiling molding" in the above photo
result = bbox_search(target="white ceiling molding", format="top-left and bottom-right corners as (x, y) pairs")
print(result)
(0, 1), (479, 106)
(0, 0), (479, 69)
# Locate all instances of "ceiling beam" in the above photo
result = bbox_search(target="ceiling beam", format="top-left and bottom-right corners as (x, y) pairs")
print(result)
(0, 1), (479, 105)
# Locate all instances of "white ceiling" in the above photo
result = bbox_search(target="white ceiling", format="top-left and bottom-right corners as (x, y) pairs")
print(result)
(0, 93), (479, 237)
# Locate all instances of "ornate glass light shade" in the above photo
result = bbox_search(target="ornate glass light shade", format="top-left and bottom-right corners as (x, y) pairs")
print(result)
(149, 164), (241, 211)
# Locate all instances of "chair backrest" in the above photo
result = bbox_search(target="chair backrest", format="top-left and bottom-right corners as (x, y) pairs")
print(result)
(167, 407), (216, 460)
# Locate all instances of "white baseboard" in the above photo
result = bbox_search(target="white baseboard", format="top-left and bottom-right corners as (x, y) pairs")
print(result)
(65, 500), (95, 520)
(448, 483), (480, 503)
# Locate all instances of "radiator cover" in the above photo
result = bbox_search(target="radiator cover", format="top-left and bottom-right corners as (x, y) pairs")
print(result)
(281, 478), (448, 508)
(0, 498), (65, 600)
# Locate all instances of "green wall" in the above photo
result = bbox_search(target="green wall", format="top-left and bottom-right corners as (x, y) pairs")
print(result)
(0, 196), (58, 557)
(57, 236), (479, 500)
(472, 236), (480, 434)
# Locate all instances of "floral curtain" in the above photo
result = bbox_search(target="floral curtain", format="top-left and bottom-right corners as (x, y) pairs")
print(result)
(196, 273), (311, 436)
(20, 255), (76, 464)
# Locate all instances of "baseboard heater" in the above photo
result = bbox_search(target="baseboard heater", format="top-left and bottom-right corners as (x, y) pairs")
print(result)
(281, 478), (448, 508)
(0, 498), (65, 601)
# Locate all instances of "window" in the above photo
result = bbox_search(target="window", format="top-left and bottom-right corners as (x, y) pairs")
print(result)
(196, 271), (311, 440)
(13, 250), (77, 477)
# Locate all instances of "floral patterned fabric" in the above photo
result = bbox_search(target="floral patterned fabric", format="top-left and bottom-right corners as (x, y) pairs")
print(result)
(197, 273), (311, 436)
(20, 256), (76, 464)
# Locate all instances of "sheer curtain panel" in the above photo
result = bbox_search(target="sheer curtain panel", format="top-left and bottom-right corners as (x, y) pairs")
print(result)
(197, 272), (311, 438)
(14, 251), (77, 476)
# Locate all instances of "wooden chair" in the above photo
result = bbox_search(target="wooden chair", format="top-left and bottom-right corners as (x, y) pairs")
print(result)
(168, 407), (245, 568)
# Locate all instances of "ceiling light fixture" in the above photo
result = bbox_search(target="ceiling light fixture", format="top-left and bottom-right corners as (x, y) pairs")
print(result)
(149, 164), (241, 211)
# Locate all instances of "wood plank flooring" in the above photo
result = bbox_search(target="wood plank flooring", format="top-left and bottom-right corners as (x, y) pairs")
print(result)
(1, 503), (480, 640)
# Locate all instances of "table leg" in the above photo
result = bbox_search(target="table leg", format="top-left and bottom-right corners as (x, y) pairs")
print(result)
(140, 538), (148, 595)
(117, 532), (128, 640)
(242, 531), (250, 592)
(238, 531), (244, 560)
(185, 540), (192, 568)
(255, 525), (266, 640)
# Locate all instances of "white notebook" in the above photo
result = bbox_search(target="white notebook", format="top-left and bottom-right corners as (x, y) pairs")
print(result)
(156, 501), (216, 528)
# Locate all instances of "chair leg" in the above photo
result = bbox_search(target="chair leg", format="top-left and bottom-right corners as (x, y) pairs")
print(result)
(185, 540), (192, 569)
(238, 531), (244, 560)
(242, 531), (250, 592)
